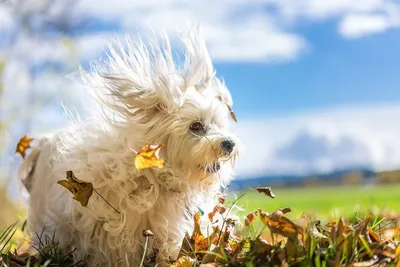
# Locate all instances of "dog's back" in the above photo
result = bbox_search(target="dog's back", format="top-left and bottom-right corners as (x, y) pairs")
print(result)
(19, 136), (51, 194)
(18, 135), (67, 241)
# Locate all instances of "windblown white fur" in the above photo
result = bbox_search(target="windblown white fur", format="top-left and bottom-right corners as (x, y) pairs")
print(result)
(18, 28), (240, 266)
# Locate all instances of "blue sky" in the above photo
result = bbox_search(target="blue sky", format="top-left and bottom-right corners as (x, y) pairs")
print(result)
(218, 23), (400, 118)
(62, 5), (400, 118)
(60, 9), (400, 118)
(1, 0), (400, 179)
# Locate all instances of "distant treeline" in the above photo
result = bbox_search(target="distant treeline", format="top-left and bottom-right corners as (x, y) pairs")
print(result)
(231, 169), (400, 191)
(303, 169), (400, 187)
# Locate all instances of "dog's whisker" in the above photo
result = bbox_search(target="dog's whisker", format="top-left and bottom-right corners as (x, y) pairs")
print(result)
(204, 136), (219, 161)
(203, 136), (223, 188)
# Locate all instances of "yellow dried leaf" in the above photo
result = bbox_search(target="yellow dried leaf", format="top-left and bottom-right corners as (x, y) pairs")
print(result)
(16, 135), (34, 159)
(192, 212), (208, 251)
(57, 171), (93, 207)
(178, 212), (221, 259)
(368, 227), (380, 242)
(245, 210), (259, 227)
(172, 256), (195, 267)
(135, 144), (164, 170)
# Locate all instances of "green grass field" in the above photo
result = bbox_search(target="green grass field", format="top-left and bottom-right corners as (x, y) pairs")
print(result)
(236, 184), (400, 220)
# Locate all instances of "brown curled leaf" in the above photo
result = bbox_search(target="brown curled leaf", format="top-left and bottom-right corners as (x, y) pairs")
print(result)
(256, 187), (275, 199)
(208, 206), (226, 223)
(259, 208), (303, 241)
(245, 210), (259, 227)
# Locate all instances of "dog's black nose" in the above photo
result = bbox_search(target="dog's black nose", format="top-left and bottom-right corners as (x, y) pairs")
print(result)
(221, 139), (235, 154)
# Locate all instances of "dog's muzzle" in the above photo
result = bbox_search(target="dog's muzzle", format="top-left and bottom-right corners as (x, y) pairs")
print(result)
(220, 139), (235, 155)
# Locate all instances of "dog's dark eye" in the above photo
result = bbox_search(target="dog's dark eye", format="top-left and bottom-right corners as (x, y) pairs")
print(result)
(190, 121), (204, 132)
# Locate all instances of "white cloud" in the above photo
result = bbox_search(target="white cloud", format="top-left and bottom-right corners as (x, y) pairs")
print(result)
(276, 0), (400, 38)
(337, 1), (400, 38)
(0, 5), (13, 30)
(5, 33), (112, 66)
(273, 131), (373, 174)
(73, 0), (400, 60)
(74, 0), (307, 62)
(233, 104), (400, 178)
(275, 0), (383, 21)
(7, 36), (72, 65)
(74, 33), (114, 62)
(201, 16), (307, 62)
(339, 14), (390, 38)
(4, 0), (400, 64)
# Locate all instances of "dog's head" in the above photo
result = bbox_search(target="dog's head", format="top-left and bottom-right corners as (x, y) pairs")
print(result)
(162, 82), (240, 182)
(81, 28), (240, 184)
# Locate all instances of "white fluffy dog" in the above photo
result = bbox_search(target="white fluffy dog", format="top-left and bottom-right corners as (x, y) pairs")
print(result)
(18, 28), (240, 266)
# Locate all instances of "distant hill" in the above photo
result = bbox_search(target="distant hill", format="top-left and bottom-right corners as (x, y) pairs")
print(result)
(230, 168), (377, 191)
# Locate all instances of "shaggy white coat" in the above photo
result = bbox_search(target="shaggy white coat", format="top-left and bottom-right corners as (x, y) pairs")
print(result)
(18, 28), (239, 266)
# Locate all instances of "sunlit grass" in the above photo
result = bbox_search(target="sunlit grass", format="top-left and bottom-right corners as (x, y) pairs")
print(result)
(237, 184), (400, 220)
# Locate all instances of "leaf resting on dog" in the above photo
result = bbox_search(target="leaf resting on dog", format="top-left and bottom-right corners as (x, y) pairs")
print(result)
(16, 135), (34, 159)
(217, 96), (237, 123)
(228, 106), (237, 123)
(57, 171), (93, 207)
(135, 144), (165, 170)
